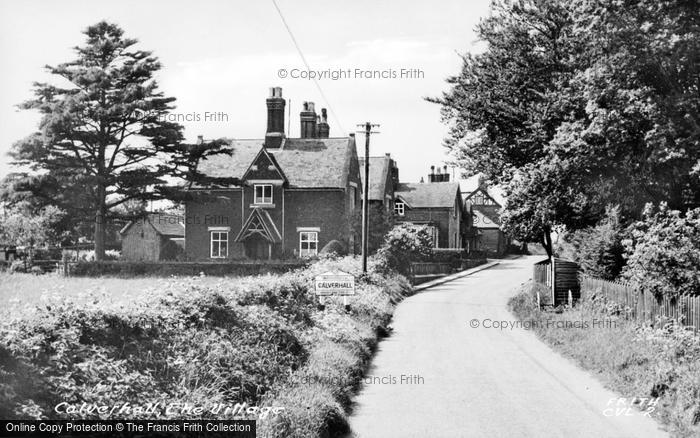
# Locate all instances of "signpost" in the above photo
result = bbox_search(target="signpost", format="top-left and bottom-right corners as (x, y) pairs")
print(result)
(314, 271), (355, 310)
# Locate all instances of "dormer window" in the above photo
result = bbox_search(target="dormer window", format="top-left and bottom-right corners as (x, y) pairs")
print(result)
(394, 200), (405, 216)
(254, 184), (273, 204)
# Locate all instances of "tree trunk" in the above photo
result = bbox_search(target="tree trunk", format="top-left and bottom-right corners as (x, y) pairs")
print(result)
(94, 183), (106, 261)
(541, 226), (553, 259)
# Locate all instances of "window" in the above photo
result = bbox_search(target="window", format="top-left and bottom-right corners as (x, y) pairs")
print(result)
(471, 191), (495, 206)
(299, 232), (318, 257)
(394, 200), (405, 216)
(254, 184), (273, 204)
(210, 231), (228, 258)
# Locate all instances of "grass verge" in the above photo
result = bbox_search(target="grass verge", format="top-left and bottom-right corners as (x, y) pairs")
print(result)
(508, 282), (700, 438)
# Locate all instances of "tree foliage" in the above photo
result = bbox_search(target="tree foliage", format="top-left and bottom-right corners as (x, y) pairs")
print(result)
(0, 204), (66, 248)
(557, 205), (626, 280)
(623, 204), (700, 298)
(6, 21), (238, 259)
(376, 223), (434, 276)
(433, 0), (700, 252)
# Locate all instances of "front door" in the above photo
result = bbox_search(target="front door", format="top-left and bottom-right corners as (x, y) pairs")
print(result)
(244, 235), (269, 259)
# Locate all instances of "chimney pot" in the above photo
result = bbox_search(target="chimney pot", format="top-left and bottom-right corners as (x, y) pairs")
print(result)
(300, 101), (318, 139)
(317, 108), (330, 138)
(265, 86), (286, 148)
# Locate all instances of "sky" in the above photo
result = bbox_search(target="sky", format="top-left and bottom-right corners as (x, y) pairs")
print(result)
(0, 0), (491, 184)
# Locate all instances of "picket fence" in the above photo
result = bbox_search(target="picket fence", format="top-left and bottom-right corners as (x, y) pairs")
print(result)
(580, 274), (700, 332)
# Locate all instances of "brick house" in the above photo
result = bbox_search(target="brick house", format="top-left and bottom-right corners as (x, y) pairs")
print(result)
(120, 213), (185, 261)
(462, 176), (511, 256)
(358, 154), (400, 211)
(184, 87), (361, 260)
(393, 167), (468, 249)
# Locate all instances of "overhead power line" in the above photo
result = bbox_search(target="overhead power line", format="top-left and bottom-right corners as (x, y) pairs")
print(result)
(271, 0), (346, 134)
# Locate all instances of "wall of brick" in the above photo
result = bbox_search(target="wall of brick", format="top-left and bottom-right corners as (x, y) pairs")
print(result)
(185, 190), (243, 260)
(185, 187), (357, 260)
(283, 189), (349, 256)
(479, 228), (506, 255)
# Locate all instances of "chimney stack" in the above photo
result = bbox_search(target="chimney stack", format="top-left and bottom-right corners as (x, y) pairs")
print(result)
(389, 154), (399, 190)
(428, 165), (449, 182)
(196, 135), (204, 145)
(300, 101), (317, 139)
(317, 108), (330, 138)
(265, 87), (285, 148)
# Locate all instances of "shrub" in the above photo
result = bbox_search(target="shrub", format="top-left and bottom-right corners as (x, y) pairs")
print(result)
(319, 240), (347, 257)
(376, 224), (434, 276)
(556, 205), (626, 280)
(623, 204), (700, 298)
(9, 260), (27, 273)
(0, 254), (413, 437)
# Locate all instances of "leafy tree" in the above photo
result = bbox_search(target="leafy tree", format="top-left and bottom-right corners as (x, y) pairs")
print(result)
(0, 204), (66, 249)
(433, 0), (700, 253)
(623, 203), (700, 298)
(9, 21), (187, 260)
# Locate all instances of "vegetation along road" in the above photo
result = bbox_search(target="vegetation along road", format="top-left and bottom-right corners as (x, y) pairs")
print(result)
(347, 256), (667, 438)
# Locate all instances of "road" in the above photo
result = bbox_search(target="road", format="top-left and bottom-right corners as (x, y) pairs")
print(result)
(345, 256), (668, 438)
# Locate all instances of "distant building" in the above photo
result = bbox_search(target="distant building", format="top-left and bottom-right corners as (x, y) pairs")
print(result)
(184, 87), (361, 260)
(394, 166), (469, 249)
(461, 176), (510, 256)
(120, 213), (185, 261)
(358, 154), (399, 211)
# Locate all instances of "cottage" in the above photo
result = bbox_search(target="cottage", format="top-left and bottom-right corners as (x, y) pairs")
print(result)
(120, 213), (185, 261)
(184, 87), (361, 260)
(393, 167), (467, 249)
(461, 176), (511, 256)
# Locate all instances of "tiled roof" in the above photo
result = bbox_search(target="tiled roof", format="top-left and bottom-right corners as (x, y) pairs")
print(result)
(149, 214), (186, 236)
(120, 213), (185, 237)
(472, 209), (500, 229)
(196, 137), (355, 188)
(459, 174), (505, 206)
(358, 156), (391, 201)
(395, 182), (460, 208)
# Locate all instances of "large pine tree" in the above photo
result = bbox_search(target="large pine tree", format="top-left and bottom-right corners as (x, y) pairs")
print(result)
(10, 21), (186, 259)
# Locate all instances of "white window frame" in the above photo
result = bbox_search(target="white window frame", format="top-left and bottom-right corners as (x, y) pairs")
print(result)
(394, 200), (405, 216)
(254, 184), (273, 204)
(210, 231), (228, 258)
(299, 231), (318, 257)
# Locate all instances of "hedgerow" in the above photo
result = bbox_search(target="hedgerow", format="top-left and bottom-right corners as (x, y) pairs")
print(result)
(0, 254), (412, 438)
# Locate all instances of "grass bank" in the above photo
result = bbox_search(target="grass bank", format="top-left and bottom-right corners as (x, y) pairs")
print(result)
(0, 256), (412, 438)
(508, 282), (700, 438)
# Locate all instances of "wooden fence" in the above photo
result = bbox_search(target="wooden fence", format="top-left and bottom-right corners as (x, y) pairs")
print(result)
(581, 274), (700, 332)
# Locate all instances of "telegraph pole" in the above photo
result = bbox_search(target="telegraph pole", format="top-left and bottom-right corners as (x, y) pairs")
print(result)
(358, 122), (380, 273)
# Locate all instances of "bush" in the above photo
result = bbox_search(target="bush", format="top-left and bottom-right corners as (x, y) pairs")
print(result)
(623, 204), (700, 298)
(9, 260), (27, 273)
(0, 255), (413, 437)
(376, 224), (434, 276)
(556, 205), (626, 280)
(69, 260), (307, 277)
(319, 240), (347, 257)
